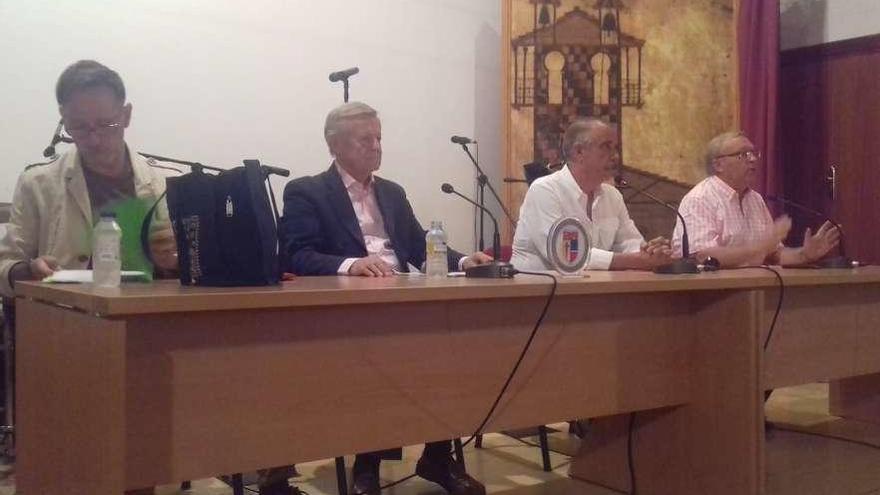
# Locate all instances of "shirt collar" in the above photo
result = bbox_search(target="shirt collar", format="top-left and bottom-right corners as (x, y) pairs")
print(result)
(707, 175), (742, 202)
(335, 161), (373, 191)
(559, 164), (604, 201)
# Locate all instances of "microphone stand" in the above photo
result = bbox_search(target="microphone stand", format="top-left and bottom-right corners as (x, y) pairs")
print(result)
(457, 144), (516, 230)
(329, 76), (352, 102)
(477, 173), (487, 251)
(618, 179), (699, 274)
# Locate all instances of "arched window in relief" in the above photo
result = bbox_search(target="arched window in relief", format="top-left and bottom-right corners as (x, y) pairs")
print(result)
(544, 51), (565, 105)
(591, 52), (612, 107)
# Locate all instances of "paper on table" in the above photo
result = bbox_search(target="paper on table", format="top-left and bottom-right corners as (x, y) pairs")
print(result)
(43, 270), (149, 283)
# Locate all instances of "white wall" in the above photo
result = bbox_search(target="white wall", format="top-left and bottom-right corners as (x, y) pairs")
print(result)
(0, 0), (502, 251)
(781, 0), (880, 50)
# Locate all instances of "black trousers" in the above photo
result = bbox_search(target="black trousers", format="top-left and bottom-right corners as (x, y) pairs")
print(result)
(352, 440), (452, 473)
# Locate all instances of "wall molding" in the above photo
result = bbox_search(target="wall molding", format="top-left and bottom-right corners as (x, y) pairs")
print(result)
(782, 33), (880, 67)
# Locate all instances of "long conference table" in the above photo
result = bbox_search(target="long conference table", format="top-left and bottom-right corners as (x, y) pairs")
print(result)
(13, 267), (880, 494)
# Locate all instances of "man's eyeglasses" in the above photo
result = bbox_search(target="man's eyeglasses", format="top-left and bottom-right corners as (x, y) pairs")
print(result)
(716, 150), (761, 162)
(63, 121), (124, 139)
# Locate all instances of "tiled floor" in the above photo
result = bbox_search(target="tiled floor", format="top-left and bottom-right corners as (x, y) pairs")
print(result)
(3, 383), (880, 495)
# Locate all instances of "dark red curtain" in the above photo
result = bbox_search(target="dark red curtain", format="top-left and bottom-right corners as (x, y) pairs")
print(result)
(738, 0), (780, 196)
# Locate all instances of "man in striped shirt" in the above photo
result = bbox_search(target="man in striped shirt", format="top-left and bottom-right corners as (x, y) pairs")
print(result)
(672, 132), (839, 267)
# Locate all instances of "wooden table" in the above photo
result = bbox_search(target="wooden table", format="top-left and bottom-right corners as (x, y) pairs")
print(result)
(570, 267), (880, 494)
(13, 268), (880, 494)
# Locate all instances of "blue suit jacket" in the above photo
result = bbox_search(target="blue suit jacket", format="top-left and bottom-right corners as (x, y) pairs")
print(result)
(280, 165), (464, 276)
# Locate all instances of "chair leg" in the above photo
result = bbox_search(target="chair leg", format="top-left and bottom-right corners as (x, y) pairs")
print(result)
(537, 425), (552, 472)
(475, 434), (483, 449)
(453, 438), (465, 469)
(568, 419), (587, 438)
(335, 456), (348, 495)
(231, 473), (244, 495)
(180, 480), (192, 490)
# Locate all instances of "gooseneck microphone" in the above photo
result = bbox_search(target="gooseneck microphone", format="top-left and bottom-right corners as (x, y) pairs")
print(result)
(765, 195), (853, 268)
(441, 183), (515, 278)
(617, 178), (699, 274)
(451, 135), (475, 145)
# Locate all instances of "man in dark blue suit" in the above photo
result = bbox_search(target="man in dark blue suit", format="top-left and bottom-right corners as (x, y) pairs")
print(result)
(278, 102), (490, 495)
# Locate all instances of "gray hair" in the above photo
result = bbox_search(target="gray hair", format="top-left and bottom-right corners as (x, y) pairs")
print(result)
(562, 118), (611, 159)
(704, 131), (745, 176)
(56, 60), (126, 105)
(324, 101), (378, 146)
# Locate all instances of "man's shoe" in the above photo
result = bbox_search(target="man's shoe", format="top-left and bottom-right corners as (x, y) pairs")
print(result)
(352, 465), (381, 495)
(415, 455), (486, 495)
(258, 480), (301, 495)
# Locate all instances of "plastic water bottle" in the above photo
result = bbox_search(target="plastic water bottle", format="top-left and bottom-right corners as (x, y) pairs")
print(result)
(425, 221), (448, 277)
(93, 212), (122, 287)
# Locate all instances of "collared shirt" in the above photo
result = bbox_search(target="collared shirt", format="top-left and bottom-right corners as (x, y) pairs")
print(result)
(335, 163), (400, 274)
(511, 165), (644, 271)
(672, 175), (775, 265)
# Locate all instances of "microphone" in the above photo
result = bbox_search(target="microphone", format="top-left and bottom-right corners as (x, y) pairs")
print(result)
(329, 67), (359, 82)
(451, 135), (476, 145)
(43, 119), (69, 158)
(765, 195), (854, 268)
(441, 183), (515, 278)
(617, 178), (699, 274)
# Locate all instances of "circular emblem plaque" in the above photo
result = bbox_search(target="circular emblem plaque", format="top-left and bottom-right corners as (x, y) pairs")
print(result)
(547, 217), (590, 274)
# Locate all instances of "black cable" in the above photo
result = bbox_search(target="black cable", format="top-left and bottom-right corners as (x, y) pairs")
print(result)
(757, 266), (784, 351)
(349, 270), (558, 495)
(770, 425), (880, 451)
(458, 270), (558, 449)
(627, 412), (637, 495)
(730, 265), (785, 351)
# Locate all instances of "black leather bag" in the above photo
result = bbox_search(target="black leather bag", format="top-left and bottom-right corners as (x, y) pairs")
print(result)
(164, 160), (280, 286)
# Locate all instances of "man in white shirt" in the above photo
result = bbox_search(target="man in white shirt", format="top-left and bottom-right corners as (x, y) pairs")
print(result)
(511, 118), (672, 271)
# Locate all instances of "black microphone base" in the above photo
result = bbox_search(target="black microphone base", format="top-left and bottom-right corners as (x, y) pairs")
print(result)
(465, 262), (516, 278)
(654, 258), (700, 274)
(818, 256), (855, 269)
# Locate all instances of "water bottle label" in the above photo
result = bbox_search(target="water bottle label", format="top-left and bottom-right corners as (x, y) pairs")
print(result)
(427, 242), (447, 255)
(95, 239), (119, 262)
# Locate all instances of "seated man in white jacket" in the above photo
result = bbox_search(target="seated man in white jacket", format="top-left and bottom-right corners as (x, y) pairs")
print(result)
(511, 118), (672, 271)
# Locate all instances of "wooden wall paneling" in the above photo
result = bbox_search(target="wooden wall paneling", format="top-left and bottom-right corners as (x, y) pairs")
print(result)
(780, 34), (880, 264)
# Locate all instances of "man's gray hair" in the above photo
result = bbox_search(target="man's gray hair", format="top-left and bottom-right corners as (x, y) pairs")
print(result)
(562, 118), (611, 159)
(324, 101), (378, 145)
(704, 131), (746, 176)
(56, 60), (126, 106)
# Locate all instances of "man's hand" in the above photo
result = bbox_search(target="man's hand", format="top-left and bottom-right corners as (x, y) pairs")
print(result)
(148, 223), (179, 273)
(641, 236), (672, 256)
(29, 256), (59, 279)
(759, 215), (792, 255)
(801, 220), (841, 262)
(461, 251), (494, 270)
(611, 248), (673, 270)
(349, 255), (394, 277)
(637, 247), (673, 269)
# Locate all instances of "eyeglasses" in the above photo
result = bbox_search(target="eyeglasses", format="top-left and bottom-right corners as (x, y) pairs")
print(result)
(716, 150), (761, 162)
(63, 120), (124, 139)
